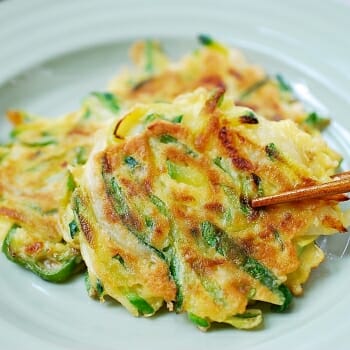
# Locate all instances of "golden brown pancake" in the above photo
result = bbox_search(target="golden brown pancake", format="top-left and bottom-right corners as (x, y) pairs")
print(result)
(109, 38), (329, 132)
(73, 89), (346, 329)
(0, 93), (120, 282)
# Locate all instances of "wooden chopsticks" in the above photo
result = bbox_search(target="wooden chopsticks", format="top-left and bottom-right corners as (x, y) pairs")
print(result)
(251, 171), (350, 208)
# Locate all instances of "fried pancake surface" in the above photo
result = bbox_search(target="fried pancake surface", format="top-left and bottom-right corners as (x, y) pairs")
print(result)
(0, 93), (120, 281)
(74, 89), (346, 329)
(0, 38), (333, 284)
(109, 38), (329, 131)
(0, 38), (346, 330)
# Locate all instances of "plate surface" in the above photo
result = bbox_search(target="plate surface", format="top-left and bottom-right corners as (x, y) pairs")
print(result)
(0, 1), (350, 349)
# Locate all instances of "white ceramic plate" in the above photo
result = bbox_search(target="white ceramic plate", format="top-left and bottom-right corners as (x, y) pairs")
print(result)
(1, 0), (350, 349)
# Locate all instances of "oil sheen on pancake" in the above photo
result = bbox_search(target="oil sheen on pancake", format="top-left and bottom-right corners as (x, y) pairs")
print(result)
(109, 36), (330, 132)
(72, 88), (346, 330)
(0, 37), (332, 285)
(0, 93), (120, 282)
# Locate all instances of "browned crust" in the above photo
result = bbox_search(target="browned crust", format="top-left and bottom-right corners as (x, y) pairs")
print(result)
(24, 242), (43, 255)
(0, 207), (24, 222)
(77, 213), (94, 245)
(218, 126), (254, 172)
(322, 215), (347, 233)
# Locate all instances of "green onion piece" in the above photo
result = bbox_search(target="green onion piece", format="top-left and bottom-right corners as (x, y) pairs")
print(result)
(10, 128), (21, 139)
(235, 311), (261, 319)
(44, 208), (58, 215)
(96, 279), (104, 297)
(217, 92), (225, 107)
(222, 208), (233, 225)
(243, 257), (280, 290)
(247, 288), (256, 299)
(84, 272), (92, 295)
(276, 74), (293, 92)
(188, 312), (211, 329)
(149, 194), (169, 216)
(91, 92), (120, 113)
(127, 292), (154, 315)
(159, 134), (196, 157)
(265, 143), (279, 161)
(69, 220), (79, 239)
(224, 309), (262, 329)
(171, 115), (183, 124)
(147, 193), (184, 312)
(239, 176), (254, 216)
(0, 151), (9, 164)
(124, 156), (139, 169)
(22, 137), (57, 147)
(66, 171), (76, 192)
(145, 113), (164, 123)
(271, 284), (293, 312)
(144, 216), (155, 229)
(198, 34), (214, 46)
(75, 146), (87, 165)
(239, 78), (269, 100)
(337, 158), (343, 170)
(82, 108), (91, 120)
(102, 164), (165, 259)
(200, 221), (224, 255)
(251, 173), (264, 197)
(84, 273), (104, 298)
(170, 258), (183, 312)
(213, 157), (226, 172)
(200, 221), (292, 309)
(166, 160), (180, 180)
(145, 40), (154, 74)
(108, 177), (129, 217)
(273, 230), (284, 251)
(159, 134), (178, 144)
(112, 253), (125, 266)
(304, 112), (330, 130)
(239, 195), (252, 216)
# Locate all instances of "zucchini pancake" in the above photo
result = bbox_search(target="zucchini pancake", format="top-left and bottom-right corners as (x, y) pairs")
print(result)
(73, 88), (346, 330)
(109, 36), (329, 132)
(0, 93), (120, 281)
(0, 37), (348, 330)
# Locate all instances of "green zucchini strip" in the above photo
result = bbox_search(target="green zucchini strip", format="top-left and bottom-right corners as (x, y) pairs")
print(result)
(275, 74), (293, 93)
(101, 158), (165, 259)
(145, 40), (155, 74)
(2, 224), (83, 283)
(149, 193), (184, 312)
(126, 292), (155, 315)
(224, 309), (262, 329)
(239, 78), (269, 100)
(200, 221), (292, 310)
(188, 312), (211, 330)
(198, 34), (214, 46)
(22, 137), (57, 147)
(91, 92), (120, 114)
(303, 112), (330, 130)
